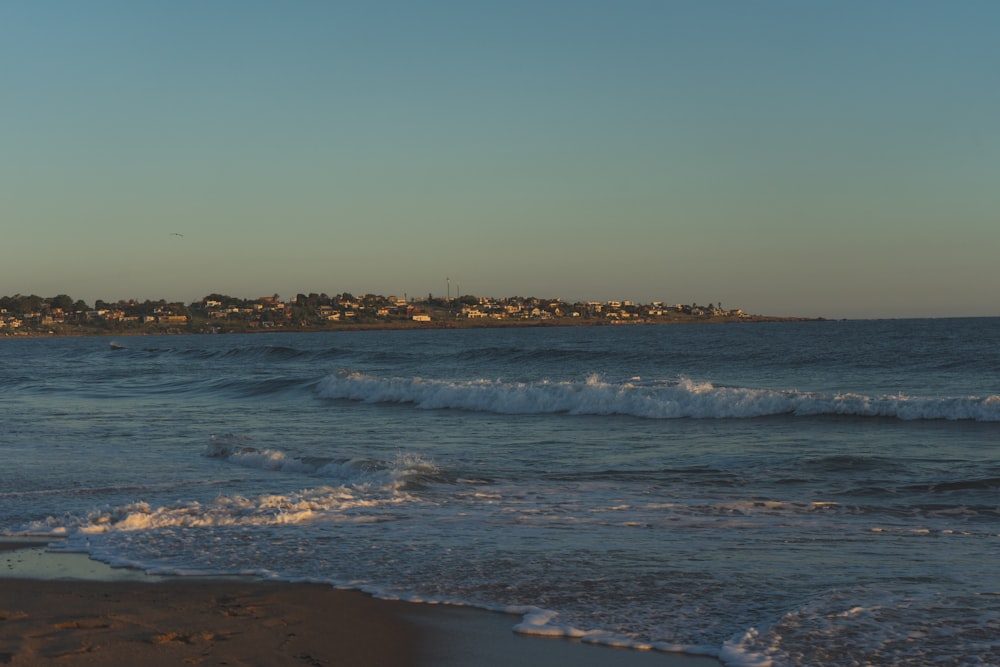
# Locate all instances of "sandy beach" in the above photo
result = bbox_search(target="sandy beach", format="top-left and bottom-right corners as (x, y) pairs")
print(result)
(1, 541), (721, 667)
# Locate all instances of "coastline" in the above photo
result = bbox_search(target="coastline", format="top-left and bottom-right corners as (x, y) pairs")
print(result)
(0, 541), (722, 667)
(1, 313), (822, 340)
(2, 291), (823, 339)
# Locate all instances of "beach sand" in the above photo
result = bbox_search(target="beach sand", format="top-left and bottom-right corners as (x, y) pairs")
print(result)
(1, 540), (722, 666)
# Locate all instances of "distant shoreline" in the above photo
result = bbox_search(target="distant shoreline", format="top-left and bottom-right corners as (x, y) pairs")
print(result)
(2, 292), (827, 337)
(2, 313), (824, 339)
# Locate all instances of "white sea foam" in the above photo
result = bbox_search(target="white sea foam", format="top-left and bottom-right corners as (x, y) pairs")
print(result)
(22, 438), (432, 538)
(510, 606), (717, 657)
(316, 371), (1000, 421)
(27, 484), (412, 536)
(720, 589), (1000, 667)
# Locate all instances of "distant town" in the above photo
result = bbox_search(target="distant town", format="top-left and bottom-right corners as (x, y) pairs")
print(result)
(0, 291), (816, 337)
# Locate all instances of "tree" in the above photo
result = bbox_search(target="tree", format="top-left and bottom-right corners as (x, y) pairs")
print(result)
(203, 293), (240, 306)
(165, 302), (189, 316)
(47, 294), (75, 311)
(22, 295), (43, 312)
(132, 300), (164, 315)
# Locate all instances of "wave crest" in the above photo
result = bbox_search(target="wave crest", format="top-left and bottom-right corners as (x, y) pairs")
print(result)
(205, 434), (439, 487)
(59, 484), (411, 534)
(315, 372), (1000, 422)
(24, 439), (437, 537)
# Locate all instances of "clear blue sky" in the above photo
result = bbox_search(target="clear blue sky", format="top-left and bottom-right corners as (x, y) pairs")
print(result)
(3, 1), (998, 319)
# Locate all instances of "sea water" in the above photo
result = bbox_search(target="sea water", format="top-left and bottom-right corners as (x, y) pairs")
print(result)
(1, 319), (998, 666)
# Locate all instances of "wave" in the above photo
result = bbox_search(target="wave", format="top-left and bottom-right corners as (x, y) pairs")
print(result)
(909, 477), (1000, 493)
(204, 434), (441, 488)
(0, 479), (229, 500)
(315, 372), (1000, 422)
(454, 345), (616, 365)
(108, 343), (352, 364)
(799, 455), (905, 474)
(21, 436), (438, 537)
(35, 486), (405, 535)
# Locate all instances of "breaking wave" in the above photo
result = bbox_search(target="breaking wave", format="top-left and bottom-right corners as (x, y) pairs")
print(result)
(315, 371), (1000, 422)
(22, 436), (438, 537)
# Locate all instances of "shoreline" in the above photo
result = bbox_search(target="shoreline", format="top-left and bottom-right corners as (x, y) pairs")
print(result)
(0, 541), (722, 667)
(2, 313), (823, 340)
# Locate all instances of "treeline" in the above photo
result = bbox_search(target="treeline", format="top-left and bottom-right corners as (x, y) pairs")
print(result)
(1, 293), (89, 313)
(1, 291), (429, 334)
(0, 294), (189, 317)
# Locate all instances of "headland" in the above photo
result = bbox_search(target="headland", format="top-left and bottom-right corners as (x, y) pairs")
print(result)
(1, 291), (820, 337)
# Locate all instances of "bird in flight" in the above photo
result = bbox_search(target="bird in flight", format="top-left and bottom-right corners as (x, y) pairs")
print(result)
(170, 232), (184, 237)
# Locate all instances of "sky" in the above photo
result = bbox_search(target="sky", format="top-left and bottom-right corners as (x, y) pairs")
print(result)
(2, 1), (998, 319)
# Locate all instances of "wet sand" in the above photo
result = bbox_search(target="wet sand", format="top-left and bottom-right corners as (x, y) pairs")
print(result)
(0, 541), (722, 666)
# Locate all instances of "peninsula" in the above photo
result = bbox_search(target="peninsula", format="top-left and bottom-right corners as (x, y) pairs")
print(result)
(1, 291), (818, 337)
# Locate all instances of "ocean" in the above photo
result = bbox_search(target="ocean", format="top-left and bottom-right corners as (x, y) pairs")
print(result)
(2, 319), (998, 666)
